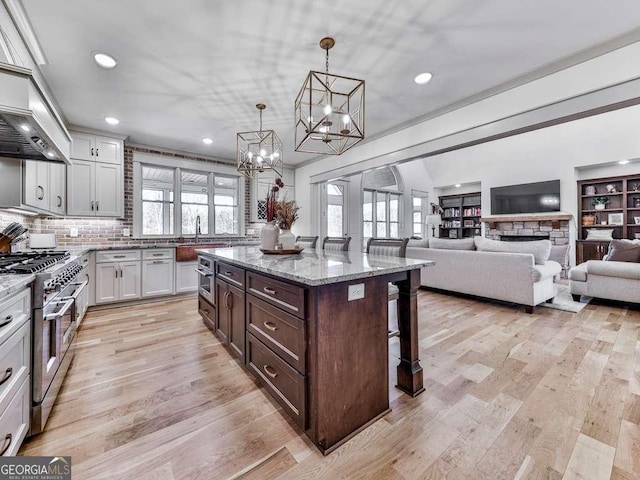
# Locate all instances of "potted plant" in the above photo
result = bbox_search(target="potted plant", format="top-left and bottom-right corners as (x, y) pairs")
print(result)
(593, 197), (610, 210)
(275, 199), (300, 249)
(261, 178), (284, 250)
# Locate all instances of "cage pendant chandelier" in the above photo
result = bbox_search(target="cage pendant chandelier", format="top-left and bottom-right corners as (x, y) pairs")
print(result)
(294, 37), (365, 155)
(236, 103), (283, 179)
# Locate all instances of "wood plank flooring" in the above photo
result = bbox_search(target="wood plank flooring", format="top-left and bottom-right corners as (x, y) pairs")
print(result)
(19, 292), (640, 480)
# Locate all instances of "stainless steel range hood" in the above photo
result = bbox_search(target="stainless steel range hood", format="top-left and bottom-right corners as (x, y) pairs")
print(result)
(0, 61), (71, 164)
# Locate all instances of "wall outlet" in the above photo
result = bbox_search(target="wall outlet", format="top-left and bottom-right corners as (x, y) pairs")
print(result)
(123, 228), (131, 237)
(348, 283), (365, 301)
(69, 228), (78, 238)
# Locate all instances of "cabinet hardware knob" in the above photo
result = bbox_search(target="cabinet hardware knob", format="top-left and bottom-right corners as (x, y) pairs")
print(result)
(0, 367), (13, 386)
(96, 148), (99, 157)
(224, 271), (233, 276)
(0, 433), (12, 456)
(263, 287), (277, 295)
(91, 147), (94, 156)
(114, 255), (126, 258)
(91, 201), (94, 211)
(263, 321), (278, 332)
(37, 185), (44, 200)
(0, 315), (13, 328)
(96, 201), (99, 211)
(57, 195), (62, 207)
(263, 365), (278, 379)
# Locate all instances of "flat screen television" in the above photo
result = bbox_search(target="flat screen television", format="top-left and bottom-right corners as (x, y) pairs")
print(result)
(490, 180), (560, 215)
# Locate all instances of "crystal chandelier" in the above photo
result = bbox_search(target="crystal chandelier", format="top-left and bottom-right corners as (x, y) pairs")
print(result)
(294, 37), (365, 155)
(236, 103), (283, 178)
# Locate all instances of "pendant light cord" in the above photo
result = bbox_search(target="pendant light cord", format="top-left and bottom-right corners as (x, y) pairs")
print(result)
(259, 108), (263, 132)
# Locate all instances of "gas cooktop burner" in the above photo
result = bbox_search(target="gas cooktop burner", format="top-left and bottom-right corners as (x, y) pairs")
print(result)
(0, 251), (70, 274)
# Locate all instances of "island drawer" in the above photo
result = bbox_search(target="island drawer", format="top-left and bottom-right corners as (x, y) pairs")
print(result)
(142, 249), (174, 260)
(0, 321), (29, 415)
(247, 294), (305, 373)
(198, 296), (216, 332)
(247, 334), (306, 429)
(246, 272), (305, 319)
(216, 262), (245, 288)
(96, 250), (141, 263)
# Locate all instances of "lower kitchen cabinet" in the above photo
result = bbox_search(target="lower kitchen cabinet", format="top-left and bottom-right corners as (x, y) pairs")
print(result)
(215, 278), (245, 361)
(175, 261), (198, 293)
(142, 259), (175, 297)
(95, 261), (141, 304)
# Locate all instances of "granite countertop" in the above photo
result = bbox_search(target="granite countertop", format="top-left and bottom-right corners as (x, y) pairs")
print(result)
(0, 274), (35, 301)
(195, 246), (435, 286)
(25, 242), (260, 257)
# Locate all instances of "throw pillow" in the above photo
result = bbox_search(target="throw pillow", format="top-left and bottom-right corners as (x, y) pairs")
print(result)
(473, 236), (552, 265)
(606, 239), (640, 262)
(585, 228), (614, 241)
(549, 244), (570, 266)
(407, 238), (429, 248)
(429, 237), (475, 251)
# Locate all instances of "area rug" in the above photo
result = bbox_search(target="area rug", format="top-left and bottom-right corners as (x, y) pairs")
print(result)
(539, 283), (590, 313)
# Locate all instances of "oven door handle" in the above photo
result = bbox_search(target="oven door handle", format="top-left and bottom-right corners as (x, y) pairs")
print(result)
(58, 279), (89, 302)
(44, 298), (75, 321)
(196, 269), (213, 277)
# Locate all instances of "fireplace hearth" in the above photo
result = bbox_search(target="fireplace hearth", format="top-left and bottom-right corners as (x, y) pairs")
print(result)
(481, 214), (572, 246)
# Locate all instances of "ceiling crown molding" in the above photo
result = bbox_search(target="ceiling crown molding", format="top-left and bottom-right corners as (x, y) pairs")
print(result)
(2, 0), (47, 65)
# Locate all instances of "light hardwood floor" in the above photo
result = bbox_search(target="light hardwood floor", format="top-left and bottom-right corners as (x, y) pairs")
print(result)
(20, 292), (640, 480)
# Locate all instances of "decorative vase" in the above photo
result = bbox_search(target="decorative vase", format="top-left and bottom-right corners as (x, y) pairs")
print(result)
(279, 229), (295, 249)
(594, 204), (606, 211)
(260, 221), (279, 250)
(585, 185), (596, 196)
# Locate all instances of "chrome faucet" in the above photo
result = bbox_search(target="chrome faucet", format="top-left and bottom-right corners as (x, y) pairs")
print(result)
(195, 215), (201, 244)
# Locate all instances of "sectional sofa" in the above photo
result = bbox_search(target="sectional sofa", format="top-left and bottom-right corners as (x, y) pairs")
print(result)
(406, 236), (561, 312)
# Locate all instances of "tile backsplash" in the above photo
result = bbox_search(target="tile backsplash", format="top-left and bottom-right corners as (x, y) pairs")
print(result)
(1, 144), (263, 248)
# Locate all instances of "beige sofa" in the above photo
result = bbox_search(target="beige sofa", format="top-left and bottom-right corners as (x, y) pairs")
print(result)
(406, 237), (561, 313)
(569, 260), (640, 303)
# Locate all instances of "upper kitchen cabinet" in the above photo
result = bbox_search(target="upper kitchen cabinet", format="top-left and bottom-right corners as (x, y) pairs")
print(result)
(70, 132), (121, 165)
(67, 131), (125, 218)
(22, 160), (66, 215)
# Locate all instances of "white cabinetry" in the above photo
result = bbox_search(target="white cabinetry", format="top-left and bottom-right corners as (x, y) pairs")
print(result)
(70, 132), (121, 165)
(0, 287), (31, 455)
(175, 261), (198, 293)
(95, 250), (141, 304)
(22, 161), (66, 215)
(67, 131), (124, 217)
(142, 249), (175, 298)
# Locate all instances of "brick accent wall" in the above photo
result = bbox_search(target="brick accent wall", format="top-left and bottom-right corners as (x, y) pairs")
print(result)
(485, 220), (570, 245)
(34, 144), (263, 247)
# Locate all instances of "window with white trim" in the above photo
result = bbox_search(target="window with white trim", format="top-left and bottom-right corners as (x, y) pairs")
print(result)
(411, 190), (429, 238)
(362, 167), (402, 246)
(134, 154), (244, 238)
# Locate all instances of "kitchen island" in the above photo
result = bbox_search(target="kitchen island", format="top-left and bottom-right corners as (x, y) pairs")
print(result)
(196, 245), (434, 454)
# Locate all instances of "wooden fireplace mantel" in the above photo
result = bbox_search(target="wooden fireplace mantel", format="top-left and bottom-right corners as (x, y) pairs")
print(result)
(481, 214), (573, 229)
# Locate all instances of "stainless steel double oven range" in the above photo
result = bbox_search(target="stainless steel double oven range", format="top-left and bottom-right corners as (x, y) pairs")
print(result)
(0, 251), (88, 435)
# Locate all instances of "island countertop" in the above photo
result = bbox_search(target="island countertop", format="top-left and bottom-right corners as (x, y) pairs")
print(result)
(195, 245), (434, 286)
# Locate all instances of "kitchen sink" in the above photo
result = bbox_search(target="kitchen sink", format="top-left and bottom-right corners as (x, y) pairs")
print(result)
(175, 244), (228, 262)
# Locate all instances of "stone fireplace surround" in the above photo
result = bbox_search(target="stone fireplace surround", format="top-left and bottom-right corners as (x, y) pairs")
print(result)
(481, 214), (572, 246)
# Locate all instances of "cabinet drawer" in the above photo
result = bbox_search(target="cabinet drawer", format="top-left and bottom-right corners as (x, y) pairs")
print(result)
(0, 322), (29, 415)
(247, 272), (305, 318)
(0, 288), (30, 346)
(96, 250), (141, 263)
(247, 294), (305, 373)
(0, 376), (29, 456)
(247, 334), (306, 429)
(216, 262), (245, 289)
(198, 296), (216, 332)
(142, 249), (174, 260)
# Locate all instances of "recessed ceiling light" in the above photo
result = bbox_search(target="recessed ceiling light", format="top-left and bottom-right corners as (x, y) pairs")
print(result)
(105, 117), (119, 125)
(414, 72), (433, 85)
(618, 160), (630, 165)
(20, 124), (30, 132)
(202, 138), (214, 145)
(455, 183), (461, 188)
(94, 52), (117, 69)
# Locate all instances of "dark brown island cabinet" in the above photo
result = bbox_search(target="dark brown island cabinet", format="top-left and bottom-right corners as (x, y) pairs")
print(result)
(195, 246), (434, 455)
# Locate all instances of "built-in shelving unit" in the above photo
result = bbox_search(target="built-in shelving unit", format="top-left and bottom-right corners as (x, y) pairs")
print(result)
(577, 174), (640, 263)
(439, 192), (481, 238)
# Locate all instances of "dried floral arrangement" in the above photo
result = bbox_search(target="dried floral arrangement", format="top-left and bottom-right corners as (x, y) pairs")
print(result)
(275, 198), (300, 230)
(265, 177), (285, 222)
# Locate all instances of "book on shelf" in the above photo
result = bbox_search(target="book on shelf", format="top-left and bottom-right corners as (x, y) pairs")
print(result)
(462, 207), (481, 217)
(442, 207), (460, 218)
